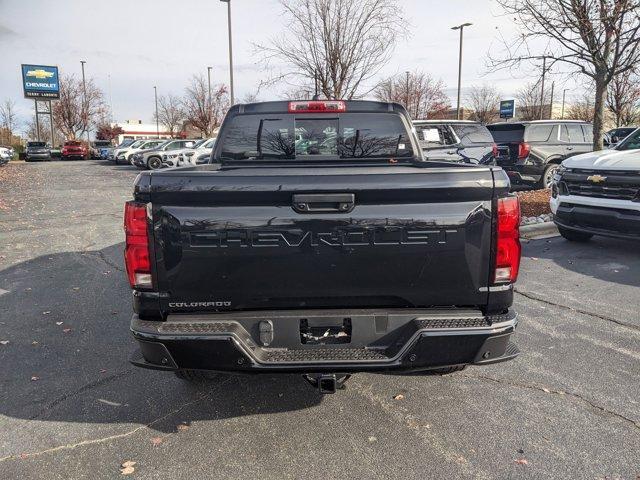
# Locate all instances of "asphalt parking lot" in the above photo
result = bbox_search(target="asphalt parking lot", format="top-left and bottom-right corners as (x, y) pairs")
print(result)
(1, 160), (638, 479)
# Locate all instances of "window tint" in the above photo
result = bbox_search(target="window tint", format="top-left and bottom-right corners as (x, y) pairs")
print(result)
(581, 125), (593, 144)
(487, 124), (525, 143)
(615, 129), (640, 151)
(450, 124), (493, 145)
(220, 113), (413, 160)
(525, 125), (554, 142)
(567, 124), (585, 143)
(203, 139), (216, 148)
(415, 125), (457, 148)
(559, 125), (570, 142)
(165, 142), (182, 150)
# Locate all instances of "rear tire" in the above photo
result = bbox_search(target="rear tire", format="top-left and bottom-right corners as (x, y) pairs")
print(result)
(539, 163), (560, 189)
(558, 226), (593, 242)
(174, 370), (222, 382)
(148, 156), (162, 170)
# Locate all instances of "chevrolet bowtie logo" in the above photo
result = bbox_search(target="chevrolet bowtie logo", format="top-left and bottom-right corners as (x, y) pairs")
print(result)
(26, 69), (54, 79)
(587, 174), (607, 183)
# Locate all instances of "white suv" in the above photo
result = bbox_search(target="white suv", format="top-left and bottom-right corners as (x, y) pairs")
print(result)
(550, 128), (640, 241)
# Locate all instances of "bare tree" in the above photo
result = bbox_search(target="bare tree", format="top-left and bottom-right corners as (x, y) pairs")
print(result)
(490, 0), (640, 150)
(182, 74), (229, 136)
(0, 99), (19, 139)
(374, 71), (450, 119)
(24, 115), (63, 145)
(24, 115), (51, 142)
(466, 85), (501, 124)
(607, 69), (640, 127)
(566, 93), (596, 123)
(52, 74), (106, 139)
(257, 0), (405, 99)
(515, 81), (552, 121)
(154, 94), (185, 136)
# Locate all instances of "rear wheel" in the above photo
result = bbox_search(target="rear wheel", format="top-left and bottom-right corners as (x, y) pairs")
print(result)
(539, 163), (560, 189)
(558, 226), (593, 242)
(174, 370), (222, 382)
(148, 156), (162, 170)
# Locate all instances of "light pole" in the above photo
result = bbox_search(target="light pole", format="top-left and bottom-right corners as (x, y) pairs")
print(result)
(207, 66), (213, 108)
(220, 0), (235, 105)
(405, 71), (410, 113)
(451, 22), (472, 120)
(220, 0), (234, 104)
(80, 60), (89, 142)
(154, 86), (159, 139)
(539, 55), (548, 120)
(561, 88), (569, 119)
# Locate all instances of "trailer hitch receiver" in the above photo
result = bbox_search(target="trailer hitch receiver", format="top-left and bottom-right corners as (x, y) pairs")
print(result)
(303, 373), (351, 394)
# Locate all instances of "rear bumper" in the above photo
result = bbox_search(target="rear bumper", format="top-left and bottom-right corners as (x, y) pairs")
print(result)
(500, 165), (541, 185)
(130, 309), (518, 374)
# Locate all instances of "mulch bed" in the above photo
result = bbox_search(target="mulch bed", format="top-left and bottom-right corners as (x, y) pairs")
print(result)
(515, 188), (552, 218)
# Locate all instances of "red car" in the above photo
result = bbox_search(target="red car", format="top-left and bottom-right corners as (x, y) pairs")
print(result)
(61, 140), (88, 160)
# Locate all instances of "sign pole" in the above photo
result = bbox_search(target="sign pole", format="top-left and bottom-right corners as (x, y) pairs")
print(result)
(35, 100), (41, 142)
(49, 100), (55, 146)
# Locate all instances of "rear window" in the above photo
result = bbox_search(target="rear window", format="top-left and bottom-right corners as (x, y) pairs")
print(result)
(28, 142), (46, 147)
(450, 124), (493, 145)
(65, 141), (81, 146)
(220, 113), (414, 161)
(487, 124), (525, 143)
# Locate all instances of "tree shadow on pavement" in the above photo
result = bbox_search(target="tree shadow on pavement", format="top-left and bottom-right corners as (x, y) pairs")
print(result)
(0, 242), (322, 438)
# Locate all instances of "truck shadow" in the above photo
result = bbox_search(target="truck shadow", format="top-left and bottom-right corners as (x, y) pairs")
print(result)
(0, 243), (322, 437)
(522, 235), (640, 287)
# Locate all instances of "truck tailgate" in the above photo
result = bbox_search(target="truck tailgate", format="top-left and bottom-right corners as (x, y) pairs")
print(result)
(149, 166), (497, 313)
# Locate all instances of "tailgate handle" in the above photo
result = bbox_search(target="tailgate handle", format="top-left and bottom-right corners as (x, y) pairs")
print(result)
(292, 193), (355, 213)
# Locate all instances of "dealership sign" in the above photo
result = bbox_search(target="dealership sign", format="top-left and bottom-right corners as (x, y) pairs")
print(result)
(21, 64), (60, 99)
(499, 99), (515, 119)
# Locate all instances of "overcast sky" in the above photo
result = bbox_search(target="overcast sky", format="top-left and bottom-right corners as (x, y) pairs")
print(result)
(0, 0), (578, 130)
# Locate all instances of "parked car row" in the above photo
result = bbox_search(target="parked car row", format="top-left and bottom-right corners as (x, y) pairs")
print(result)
(105, 137), (216, 170)
(412, 118), (639, 191)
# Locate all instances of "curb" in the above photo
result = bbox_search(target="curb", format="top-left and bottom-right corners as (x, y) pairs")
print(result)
(520, 221), (558, 240)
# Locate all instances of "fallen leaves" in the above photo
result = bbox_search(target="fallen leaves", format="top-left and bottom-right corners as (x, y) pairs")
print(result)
(55, 321), (63, 326)
(176, 423), (189, 432)
(515, 188), (551, 218)
(62, 328), (72, 333)
(514, 458), (529, 465)
(393, 394), (405, 401)
(0, 340), (9, 345)
(120, 460), (136, 475)
(30, 376), (39, 381)
(150, 436), (163, 446)
(42, 311), (51, 315)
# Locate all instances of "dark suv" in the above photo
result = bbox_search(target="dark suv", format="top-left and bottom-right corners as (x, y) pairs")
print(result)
(488, 120), (593, 188)
(413, 120), (497, 164)
(25, 141), (52, 162)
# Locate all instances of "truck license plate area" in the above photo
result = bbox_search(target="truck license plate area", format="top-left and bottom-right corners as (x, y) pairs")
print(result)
(300, 318), (352, 345)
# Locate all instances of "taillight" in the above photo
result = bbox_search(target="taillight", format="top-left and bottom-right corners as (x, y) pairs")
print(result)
(124, 201), (151, 288)
(288, 100), (346, 113)
(494, 196), (521, 284)
(517, 142), (530, 159)
(492, 143), (498, 158)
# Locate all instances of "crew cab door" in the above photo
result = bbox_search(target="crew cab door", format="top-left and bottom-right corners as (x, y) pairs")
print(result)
(415, 125), (464, 162)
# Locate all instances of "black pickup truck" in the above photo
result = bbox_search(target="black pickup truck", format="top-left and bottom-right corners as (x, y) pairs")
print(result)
(125, 100), (521, 393)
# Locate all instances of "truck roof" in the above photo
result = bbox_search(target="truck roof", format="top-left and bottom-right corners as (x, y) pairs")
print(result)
(231, 100), (408, 115)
